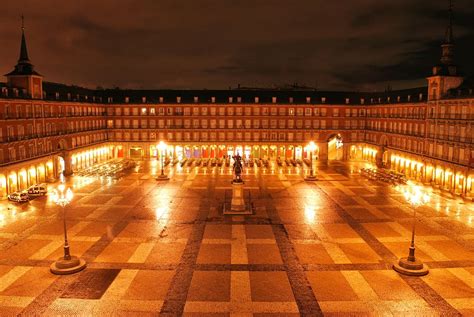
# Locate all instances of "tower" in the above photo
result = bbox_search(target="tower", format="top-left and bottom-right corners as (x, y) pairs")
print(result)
(427, 0), (463, 100)
(5, 16), (43, 99)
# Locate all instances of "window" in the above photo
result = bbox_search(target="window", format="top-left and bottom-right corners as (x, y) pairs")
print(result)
(272, 97), (277, 103)
(142, 97), (146, 103)
(211, 97), (216, 103)
(150, 108), (155, 115)
(306, 97), (311, 104)
(194, 96), (199, 103)
(141, 108), (147, 115)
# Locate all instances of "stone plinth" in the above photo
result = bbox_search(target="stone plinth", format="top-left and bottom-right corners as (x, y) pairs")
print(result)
(231, 181), (245, 211)
(224, 181), (252, 215)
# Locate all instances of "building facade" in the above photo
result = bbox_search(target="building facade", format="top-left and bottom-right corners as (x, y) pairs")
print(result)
(0, 16), (473, 199)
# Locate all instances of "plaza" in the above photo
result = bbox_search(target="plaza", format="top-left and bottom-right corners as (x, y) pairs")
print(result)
(0, 160), (473, 315)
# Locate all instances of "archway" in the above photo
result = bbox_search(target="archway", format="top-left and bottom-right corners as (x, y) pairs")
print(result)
(327, 134), (343, 161)
(130, 147), (143, 159)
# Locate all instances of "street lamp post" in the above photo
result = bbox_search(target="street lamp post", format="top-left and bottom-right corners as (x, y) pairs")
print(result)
(50, 175), (86, 275)
(156, 141), (169, 181)
(393, 183), (430, 276)
(305, 141), (317, 181)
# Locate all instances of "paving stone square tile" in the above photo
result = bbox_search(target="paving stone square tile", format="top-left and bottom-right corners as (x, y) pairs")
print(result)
(123, 270), (174, 300)
(247, 244), (283, 264)
(306, 271), (358, 301)
(0, 267), (57, 297)
(249, 272), (295, 302)
(187, 271), (231, 302)
(294, 243), (334, 264)
(338, 243), (382, 263)
(197, 244), (231, 264)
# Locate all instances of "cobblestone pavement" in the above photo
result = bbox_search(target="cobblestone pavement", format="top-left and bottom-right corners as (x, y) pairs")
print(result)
(0, 161), (473, 316)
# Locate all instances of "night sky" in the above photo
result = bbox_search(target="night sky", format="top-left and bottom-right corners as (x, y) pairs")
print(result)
(1, 0), (473, 91)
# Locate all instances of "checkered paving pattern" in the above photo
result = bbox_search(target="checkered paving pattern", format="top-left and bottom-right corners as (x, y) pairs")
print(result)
(0, 161), (473, 316)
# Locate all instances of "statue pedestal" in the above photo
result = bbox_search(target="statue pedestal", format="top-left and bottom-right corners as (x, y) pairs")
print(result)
(224, 181), (252, 215)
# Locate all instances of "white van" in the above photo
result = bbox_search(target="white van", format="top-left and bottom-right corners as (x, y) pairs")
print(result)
(8, 191), (30, 203)
(27, 183), (48, 196)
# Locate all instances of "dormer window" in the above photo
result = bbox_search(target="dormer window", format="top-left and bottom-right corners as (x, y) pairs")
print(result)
(237, 97), (242, 103)
(360, 98), (365, 104)
(306, 97), (311, 104)
(345, 98), (350, 104)
(254, 97), (259, 103)
(289, 97), (293, 103)
(228, 97), (233, 103)
(211, 97), (216, 103)
(419, 93), (423, 100)
(159, 97), (164, 103)
(194, 96), (199, 103)
(397, 96), (401, 102)
(407, 95), (411, 101)
(387, 97), (391, 103)
(67, 93), (71, 100)
(321, 97), (326, 104)
(55, 92), (59, 100)
(142, 97), (147, 103)
(272, 97), (277, 103)
(177, 96), (181, 103)
(125, 97), (130, 103)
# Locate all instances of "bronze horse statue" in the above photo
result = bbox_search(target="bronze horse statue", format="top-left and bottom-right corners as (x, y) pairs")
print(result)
(232, 154), (243, 183)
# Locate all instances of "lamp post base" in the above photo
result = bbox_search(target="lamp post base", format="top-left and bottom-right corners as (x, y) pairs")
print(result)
(156, 175), (170, 181)
(304, 175), (317, 181)
(50, 256), (86, 275)
(393, 257), (429, 276)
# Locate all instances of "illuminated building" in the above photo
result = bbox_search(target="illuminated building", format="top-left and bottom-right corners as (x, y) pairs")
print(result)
(0, 11), (472, 199)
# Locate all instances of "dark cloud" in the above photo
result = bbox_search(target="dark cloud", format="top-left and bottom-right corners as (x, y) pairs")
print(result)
(0, 0), (473, 91)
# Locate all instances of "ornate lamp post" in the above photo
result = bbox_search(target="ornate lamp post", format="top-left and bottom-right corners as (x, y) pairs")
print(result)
(156, 141), (169, 181)
(50, 176), (86, 274)
(393, 183), (430, 276)
(305, 141), (317, 181)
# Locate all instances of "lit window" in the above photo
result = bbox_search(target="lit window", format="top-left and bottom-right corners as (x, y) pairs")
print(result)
(141, 108), (147, 115)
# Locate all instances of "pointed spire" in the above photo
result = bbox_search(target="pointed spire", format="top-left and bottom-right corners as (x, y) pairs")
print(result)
(444, 0), (454, 44)
(18, 14), (30, 63)
(440, 0), (455, 66)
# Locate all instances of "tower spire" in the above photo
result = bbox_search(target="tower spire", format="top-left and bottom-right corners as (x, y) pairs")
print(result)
(19, 14), (30, 63)
(445, 0), (454, 44)
(440, 0), (455, 65)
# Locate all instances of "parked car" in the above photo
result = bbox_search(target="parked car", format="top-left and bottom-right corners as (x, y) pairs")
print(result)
(8, 191), (30, 203)
(27, 183), (48, 196)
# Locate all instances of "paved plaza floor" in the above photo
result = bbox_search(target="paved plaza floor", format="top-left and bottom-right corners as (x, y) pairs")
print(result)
(0, 161), (473, 316)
